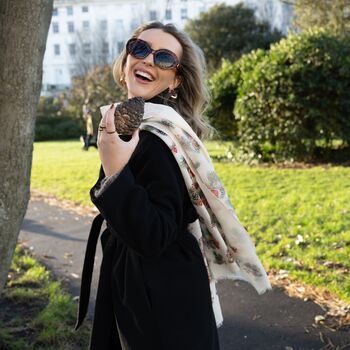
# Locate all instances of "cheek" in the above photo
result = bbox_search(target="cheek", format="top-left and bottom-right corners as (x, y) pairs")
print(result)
(157, 71), (175, 87)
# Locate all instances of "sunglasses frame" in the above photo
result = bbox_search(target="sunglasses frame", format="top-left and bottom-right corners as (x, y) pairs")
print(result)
(126, 38), (180, 70)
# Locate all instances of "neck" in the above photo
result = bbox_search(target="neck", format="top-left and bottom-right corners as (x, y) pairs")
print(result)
(145, 89), (170, 105)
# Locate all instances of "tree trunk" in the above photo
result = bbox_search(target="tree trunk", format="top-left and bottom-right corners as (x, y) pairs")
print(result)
(0, 0), (53, 293)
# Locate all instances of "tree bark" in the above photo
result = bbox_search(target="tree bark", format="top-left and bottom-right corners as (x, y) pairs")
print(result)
(0, 0), (53, 292)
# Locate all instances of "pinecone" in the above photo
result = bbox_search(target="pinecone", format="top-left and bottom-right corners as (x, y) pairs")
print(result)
(114, 96), (145, 135)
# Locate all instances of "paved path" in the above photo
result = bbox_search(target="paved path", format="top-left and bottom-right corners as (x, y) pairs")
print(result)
(19, 198), (350, 350)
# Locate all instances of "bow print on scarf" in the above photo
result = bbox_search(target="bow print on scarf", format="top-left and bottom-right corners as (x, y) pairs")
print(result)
(101, 102), (272, 327)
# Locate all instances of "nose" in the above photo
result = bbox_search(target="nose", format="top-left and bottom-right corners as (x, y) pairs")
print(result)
(143, 52), (154, 66)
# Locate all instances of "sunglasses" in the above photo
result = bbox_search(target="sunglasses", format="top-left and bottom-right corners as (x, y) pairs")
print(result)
(126, 38), (180, 70)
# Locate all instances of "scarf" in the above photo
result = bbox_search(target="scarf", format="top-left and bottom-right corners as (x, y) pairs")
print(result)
(101, 101), (272, 328)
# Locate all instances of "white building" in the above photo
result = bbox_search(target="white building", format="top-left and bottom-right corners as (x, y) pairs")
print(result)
(42, 0), (293, 96)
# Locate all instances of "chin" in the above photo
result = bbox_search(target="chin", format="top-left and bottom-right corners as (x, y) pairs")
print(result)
(127, 86), (158, 100)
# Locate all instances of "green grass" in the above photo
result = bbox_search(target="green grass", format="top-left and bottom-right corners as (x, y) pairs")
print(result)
(31, 140), (350, 303)
(0, 245), (90, 350)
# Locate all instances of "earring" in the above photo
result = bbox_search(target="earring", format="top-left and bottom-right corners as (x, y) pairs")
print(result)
(119, 73), (126, 85)
(168, 88), (178, 99)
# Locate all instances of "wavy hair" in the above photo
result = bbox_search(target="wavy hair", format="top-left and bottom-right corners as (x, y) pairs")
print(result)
(112, 21), (218, 140)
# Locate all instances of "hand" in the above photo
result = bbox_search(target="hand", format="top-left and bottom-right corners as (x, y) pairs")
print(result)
(97, 103), (140, 177)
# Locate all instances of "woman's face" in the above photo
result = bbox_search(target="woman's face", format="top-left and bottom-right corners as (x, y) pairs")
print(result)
(123, 28), (183, 100)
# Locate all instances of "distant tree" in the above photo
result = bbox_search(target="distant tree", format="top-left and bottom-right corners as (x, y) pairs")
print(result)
(68, 64), (126, 130)
(282, 0), (350, 34)
(72, 28), (117, 77)
(0, 0), (53, 293)
(184, 3), (283, 72)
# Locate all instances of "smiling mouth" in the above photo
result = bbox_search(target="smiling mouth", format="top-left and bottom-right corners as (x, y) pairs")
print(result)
(134, 70), (155, 82)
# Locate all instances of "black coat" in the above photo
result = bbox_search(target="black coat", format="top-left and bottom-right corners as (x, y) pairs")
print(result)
(76, 120), (220, 349)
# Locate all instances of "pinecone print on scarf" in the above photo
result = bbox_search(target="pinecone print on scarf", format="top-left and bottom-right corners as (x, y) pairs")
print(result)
(155, 128), (167, 136)
(175, 130), (201, 154)
(186, 164), (196, 181)
(159, 119), (175, 129)
(207, 207), (222, 230)
(242, 262), (264, 277)
(142, 125), (155, 133)
(178, 155), (187, 169)
(170, 142), (177, 154)
(182, 129), (201, 153)
(193, 161), (201, 170)
(206, 171), (226, 199)
(199, 221), (222, 252)
(213, 251), (225, 264)
(188, 182), (203, 206)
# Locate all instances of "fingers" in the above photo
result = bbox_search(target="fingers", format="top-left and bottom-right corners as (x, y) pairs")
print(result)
(105, 104), (116, 134)
(98, 103), (116, 144)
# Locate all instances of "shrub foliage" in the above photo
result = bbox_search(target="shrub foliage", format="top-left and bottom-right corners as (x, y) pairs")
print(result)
(209, 28), (350, 162)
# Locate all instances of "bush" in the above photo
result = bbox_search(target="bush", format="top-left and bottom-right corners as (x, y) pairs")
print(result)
(207, 50), (267, 140)
(234, 28), (350, 162)
(35, 115), (84, 141)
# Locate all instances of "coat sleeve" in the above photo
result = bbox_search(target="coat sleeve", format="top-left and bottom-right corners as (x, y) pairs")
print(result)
(90, 132), (186, 258)
(93, 169), (124, 198)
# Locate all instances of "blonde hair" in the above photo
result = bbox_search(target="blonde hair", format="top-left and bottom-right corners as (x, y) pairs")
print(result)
(112, 21), (218, 140)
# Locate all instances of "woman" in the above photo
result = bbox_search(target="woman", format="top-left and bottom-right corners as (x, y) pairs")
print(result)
(75, 21), (271, 350)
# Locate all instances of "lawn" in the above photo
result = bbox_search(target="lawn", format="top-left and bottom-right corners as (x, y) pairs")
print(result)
(31, 140), (350, 303)
(0, 245), (90, 350)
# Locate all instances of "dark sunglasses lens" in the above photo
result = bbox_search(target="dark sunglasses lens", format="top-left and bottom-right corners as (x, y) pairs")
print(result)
(154, 51), (177, 69)
(129, 40), (149, 58)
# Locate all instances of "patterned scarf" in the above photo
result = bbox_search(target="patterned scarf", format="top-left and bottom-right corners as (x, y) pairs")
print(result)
(102, 101), (272, 328)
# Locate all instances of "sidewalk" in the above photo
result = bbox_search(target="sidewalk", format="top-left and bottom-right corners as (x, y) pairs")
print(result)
(19, 194), (350, 350)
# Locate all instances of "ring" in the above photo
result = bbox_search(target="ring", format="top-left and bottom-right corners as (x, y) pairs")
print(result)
(106, 130), (117, 134)
(99, 125), (106, 129)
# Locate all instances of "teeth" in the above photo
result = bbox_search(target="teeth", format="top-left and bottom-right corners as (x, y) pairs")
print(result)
(135, 70), (154, 81)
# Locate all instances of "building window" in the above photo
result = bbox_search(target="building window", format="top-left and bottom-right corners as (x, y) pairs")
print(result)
(100, 20), (108, 31)
(54, 44), (60, 55)
(117, 41), (124, 53)
(83, 43), (91, 55)
(82, 6), (89, 13)
(102, 42), (109, 54)
(68, 22), (74, 33)
(82, 20), (90, 30)
(181, 8), (188, 19)
(69, 43), (76, 55)
(52, 22), (59, 33)
(149, 10), (157, 21)
(70, 68), (78, 77)
(67, 6), (73, 15)
(165, 9), (172, 20)
(53, 8), (58, 16)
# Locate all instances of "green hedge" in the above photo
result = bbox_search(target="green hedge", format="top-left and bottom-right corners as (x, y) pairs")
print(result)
(207, 50), (267, 140)
(234, 28), (350, 162)
(35, 115), (84, 141)
(209, 28), (350, 162)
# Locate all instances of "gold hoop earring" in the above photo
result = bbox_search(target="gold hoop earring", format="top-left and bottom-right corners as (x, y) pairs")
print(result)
(119, 73), (126, 85)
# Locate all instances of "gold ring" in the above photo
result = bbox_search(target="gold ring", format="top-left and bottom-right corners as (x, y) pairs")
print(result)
(106, 130), (117, 134)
